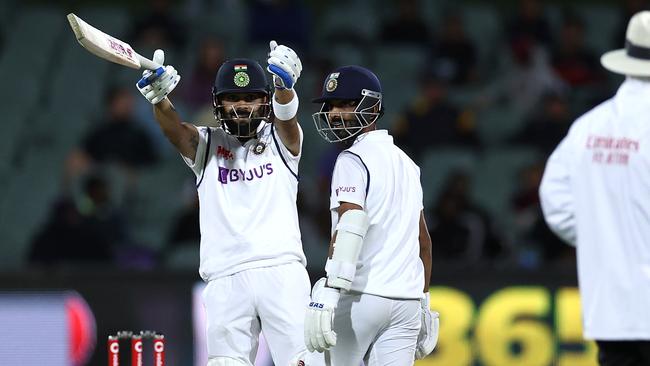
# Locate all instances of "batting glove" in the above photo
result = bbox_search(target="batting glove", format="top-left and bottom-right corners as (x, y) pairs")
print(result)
(267, 40), (302, 90)
(416, 292), (440, 359)
(136, 49), (180, 105)
(305, 277), (339, 353)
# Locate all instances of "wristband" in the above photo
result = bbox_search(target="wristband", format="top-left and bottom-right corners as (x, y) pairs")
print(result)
(272, 93), (299, 121)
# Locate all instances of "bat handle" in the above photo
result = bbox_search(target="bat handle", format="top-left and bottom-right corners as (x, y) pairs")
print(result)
(139, 55), (163, 71)
(136, 53), (164, 88)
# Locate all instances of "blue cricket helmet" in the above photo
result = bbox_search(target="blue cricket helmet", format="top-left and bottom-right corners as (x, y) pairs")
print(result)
(312, 65), (383, 102)
(213, 58), (270, 96)
(312, 65), (384, 143)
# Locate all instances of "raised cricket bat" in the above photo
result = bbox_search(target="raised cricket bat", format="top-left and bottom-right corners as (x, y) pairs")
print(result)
(66, 13), (161, 71)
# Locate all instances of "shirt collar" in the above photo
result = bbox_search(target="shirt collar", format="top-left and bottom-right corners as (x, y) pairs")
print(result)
(353, 129), (391, 145)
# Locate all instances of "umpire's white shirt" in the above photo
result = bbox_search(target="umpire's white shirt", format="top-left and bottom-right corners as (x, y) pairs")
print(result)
(540, 78), (650, 340)
(330, 130), (424, 300)
(184, 123), (306, 281)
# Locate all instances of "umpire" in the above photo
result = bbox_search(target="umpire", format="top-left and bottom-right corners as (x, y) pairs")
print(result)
(540, 11), (650, 366)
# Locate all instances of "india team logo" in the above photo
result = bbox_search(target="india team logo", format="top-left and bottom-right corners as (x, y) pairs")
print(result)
(326, 72), (339, 92)
(234, 64), (250, 87)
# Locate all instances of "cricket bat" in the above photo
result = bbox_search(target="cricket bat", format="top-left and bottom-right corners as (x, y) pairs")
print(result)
(66, 13), (161, 71)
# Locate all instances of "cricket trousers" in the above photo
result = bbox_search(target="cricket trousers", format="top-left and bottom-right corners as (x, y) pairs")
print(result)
(308, 292), (420, 366)
(202, 261), (311, 365)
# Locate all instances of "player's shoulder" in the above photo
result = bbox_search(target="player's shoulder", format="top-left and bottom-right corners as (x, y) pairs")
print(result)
(337, 149), (359, 163)
(195, 125), (216, 138)
(398, 148), (421, 176)
(208, 126), (225, 137)
(205, 126), (238, 144)
(383, 139), (420, 169)
(335, 149), (367, 172)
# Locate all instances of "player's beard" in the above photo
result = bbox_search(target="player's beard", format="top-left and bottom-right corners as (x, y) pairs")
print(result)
(223, 118), (261, 138)
(219, 104), (270, 138)
(331, 115), (363, 143)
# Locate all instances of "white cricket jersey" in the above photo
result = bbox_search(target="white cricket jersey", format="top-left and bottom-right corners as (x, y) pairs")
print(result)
(183, 122), (306, 281)
(330, 130), (424, 299)
(540, 78), (650, 339)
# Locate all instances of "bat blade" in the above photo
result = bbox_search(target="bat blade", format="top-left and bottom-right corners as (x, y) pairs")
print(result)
(66, 13), (159, 70)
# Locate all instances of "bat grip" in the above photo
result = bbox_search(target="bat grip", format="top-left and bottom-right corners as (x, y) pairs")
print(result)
(138, 55), (162, 71)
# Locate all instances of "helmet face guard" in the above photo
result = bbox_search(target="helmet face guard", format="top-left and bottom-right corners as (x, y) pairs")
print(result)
(312, 89), (382, 143)
(212, 92), (271, 138)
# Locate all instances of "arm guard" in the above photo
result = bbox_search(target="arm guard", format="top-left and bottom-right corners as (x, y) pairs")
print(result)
(325, 209), (369, 291)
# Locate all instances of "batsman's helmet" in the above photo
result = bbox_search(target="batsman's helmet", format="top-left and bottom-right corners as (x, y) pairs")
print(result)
(312, 65), (384, 143)
(212, 58), (271, 138)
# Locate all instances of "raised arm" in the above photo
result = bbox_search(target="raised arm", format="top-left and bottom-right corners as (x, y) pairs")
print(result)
(266, 40), (302, 156)
(136, 49), (199, 160)
(272, 88), (300, 155)
(152, 99), (199, 160)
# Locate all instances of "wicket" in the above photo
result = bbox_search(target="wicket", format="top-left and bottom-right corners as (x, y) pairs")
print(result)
(108, 330), (165, 366)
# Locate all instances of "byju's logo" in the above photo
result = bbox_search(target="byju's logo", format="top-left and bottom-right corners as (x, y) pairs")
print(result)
(335, 186), (356, 195)
(218, 163), (274, 184)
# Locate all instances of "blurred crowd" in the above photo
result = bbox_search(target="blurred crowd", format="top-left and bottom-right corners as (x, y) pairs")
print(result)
(15, 0), (650, 272)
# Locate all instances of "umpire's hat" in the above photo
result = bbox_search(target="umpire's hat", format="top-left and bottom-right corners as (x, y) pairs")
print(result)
(312, 65), (382, 103)
(601, 11), (650, 77)
(213, 58), (270, 96)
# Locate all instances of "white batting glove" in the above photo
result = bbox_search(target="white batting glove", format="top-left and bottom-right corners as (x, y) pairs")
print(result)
(416, 292), (440, 359)
(267, 40), (302, 89)
(136, 49), (181, 104)
(304, 277), (339, 353)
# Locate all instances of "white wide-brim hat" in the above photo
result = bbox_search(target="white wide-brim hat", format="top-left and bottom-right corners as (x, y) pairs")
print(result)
(601, 11), (650, 77)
